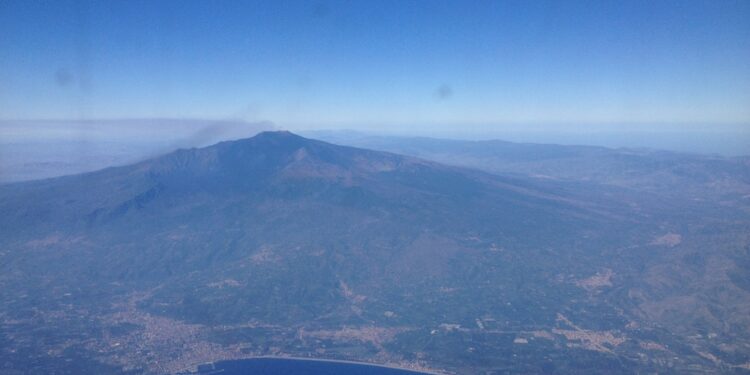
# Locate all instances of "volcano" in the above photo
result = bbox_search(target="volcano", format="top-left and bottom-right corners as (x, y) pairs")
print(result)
(0, 132), (746, 374)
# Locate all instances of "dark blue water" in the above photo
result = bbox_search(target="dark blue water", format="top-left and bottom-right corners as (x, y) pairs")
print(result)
(194, 358), (430, 375)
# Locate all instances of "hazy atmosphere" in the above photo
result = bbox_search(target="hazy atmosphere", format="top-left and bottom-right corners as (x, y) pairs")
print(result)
(1, 1), (749, 154)
(1, 2), (750, 375)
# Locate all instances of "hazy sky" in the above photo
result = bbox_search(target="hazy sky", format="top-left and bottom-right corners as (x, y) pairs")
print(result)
(1, 0), (749, 132)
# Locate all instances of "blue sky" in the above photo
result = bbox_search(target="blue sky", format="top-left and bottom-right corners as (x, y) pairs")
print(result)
(1, 0), (749, 132)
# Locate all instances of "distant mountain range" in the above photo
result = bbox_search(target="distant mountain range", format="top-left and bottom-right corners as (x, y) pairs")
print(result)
(1, 131), (749, 374)
(307, 131), (750, 202)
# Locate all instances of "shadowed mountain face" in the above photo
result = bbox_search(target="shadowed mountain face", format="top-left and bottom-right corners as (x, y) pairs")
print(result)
(1, 132), (749, 374)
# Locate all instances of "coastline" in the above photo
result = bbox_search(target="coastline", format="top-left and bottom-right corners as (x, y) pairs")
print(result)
(195, 355), (447, 375)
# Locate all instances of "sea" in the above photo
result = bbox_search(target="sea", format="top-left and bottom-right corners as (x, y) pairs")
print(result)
(189, 357), (431, 375)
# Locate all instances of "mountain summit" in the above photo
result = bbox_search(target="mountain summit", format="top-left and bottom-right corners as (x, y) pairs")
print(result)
(152, 130), (409, 177)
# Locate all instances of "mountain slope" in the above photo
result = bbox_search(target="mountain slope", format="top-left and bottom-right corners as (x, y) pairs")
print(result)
(1, 132), (748, 374)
